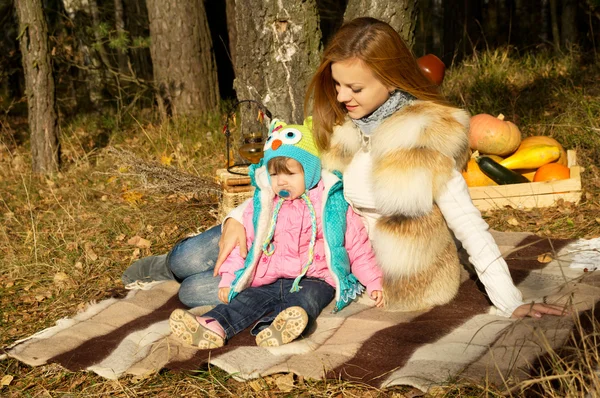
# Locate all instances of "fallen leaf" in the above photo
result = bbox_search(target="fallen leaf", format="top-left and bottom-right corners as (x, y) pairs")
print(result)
(1, 375), (13, 387)
(74, 261), (83, 269)
(35, 294), (47, 302)
(248, 379), (264, 392)
(54, 272), (72, 287)
(127, 236), (151, 249)
(160, 154), (173, 166)
(596, 218), (600, 224)
(537, 253), (553, 263)
(507, 217), (520, 226)
(131, 248), (141, 260)
(84, 242), (98, 261)
(116, 233), (126, 241)
(274, 373), (295, 392)
(122, 190), (144, 205)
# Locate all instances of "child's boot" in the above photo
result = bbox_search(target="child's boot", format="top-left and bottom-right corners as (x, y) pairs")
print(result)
(169, 309), (225, 349)
(255, 306), (308, 347)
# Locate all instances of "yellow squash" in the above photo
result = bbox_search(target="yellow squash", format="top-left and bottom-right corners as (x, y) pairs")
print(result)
(499, 145), (561, 170)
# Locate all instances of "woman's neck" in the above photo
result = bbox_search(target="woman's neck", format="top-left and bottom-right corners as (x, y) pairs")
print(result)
(351, 90), (415, 136)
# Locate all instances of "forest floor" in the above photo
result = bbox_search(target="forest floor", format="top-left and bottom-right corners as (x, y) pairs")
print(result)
(1, 47), (599, 397)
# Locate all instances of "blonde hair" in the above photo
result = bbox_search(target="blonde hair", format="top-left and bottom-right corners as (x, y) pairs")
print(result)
(305, 17), (446, 151)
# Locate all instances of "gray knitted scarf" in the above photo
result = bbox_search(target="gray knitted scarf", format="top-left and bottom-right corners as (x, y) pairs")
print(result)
(351, 90), (415, 136)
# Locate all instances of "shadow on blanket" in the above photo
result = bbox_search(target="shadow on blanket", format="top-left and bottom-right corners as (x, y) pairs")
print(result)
(5, 231), (600, 393)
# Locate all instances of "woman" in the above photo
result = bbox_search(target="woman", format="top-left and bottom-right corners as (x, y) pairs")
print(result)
(124, 17), (565, 319)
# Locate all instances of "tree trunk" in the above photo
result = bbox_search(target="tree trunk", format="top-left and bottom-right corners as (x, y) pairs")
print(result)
(146, 0), (219, 117)
(225, 0), (237, 72)
(343, 0), (418, 47)
(486, 0), (499, 46)
(114, 0), (129, 74)
(550, 0), (561, 50)
(15, 0), (60, 173)
(233, 0), (322, 125)
(561, 0), (578, 46)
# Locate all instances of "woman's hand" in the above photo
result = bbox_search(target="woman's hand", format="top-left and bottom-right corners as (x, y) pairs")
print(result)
(214, 218), (248, 276)
(371, 290), (384, 308)
(218, 287), (231, 304)
(511, 302), (568, 319)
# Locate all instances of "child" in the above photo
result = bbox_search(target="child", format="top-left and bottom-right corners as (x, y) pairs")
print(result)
(169, 118), (383, 349)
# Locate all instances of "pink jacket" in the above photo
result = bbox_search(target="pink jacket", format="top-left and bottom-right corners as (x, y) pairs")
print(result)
(219, 180), (383, 296)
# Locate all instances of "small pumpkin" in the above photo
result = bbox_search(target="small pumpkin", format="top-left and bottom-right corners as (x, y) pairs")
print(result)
(417, 54), (445, 86)
(518, 136), (568, 167)
(462, 154), (504, 187)
(533, 163), (570, 182)
(468, 114), (522, 156)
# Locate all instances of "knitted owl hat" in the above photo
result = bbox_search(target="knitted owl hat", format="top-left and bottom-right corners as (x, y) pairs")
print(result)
(261, 117), (321, 190)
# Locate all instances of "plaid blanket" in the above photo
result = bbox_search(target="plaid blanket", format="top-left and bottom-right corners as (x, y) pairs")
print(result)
(5, 231), (600, 392)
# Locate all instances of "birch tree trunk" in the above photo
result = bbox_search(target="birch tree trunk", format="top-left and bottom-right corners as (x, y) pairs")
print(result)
(15, 0), (60, 173)
(343, 0), (419, 47)
(147, 0), (219, 117)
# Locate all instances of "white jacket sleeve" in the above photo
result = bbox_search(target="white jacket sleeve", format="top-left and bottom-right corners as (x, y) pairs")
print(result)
(436, 169), (525, 317)
(220, 198), (251, 229)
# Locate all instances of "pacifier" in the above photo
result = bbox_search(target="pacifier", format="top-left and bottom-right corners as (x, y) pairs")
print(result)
(278, 190), (290, 198)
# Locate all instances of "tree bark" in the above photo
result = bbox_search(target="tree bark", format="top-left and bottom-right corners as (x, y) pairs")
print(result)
(343, 0), (418, 47)
(233, 0), (322, 125)
(146, 0), (219, 117)
(550, 0), (561, 50)
(561, 0), (578, 46)
(114, 0), (129, 73)
(225, 0), (237, 73)
(15, 0), (60, 173)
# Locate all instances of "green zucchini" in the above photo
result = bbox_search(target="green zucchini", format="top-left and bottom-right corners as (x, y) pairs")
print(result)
(475, 156), (530, 185)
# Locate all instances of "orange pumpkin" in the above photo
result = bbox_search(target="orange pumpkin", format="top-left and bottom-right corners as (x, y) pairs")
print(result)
(533, 163), (570, 182)
(462, 155), (504, 187)
(468, 114), (522, 156)
(518, 136), (568, 167)
(417, 54), (445, 86)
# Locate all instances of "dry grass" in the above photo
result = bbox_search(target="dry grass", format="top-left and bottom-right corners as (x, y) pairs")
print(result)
(1, 48), (599, 396)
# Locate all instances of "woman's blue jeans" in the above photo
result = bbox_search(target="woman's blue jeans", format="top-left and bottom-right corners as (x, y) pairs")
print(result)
(121, 224), (222, 307)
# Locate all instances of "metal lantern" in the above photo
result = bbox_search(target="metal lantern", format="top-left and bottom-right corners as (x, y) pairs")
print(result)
(222, 100), (272, 176)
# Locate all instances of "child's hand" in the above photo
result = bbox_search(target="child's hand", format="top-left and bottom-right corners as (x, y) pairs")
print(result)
(218, 287), (231, 304)
(370, 290), (384, 307)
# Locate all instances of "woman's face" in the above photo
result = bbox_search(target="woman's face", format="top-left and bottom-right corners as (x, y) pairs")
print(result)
(269, 158), (306, 200)
(331, 58), (394, 119)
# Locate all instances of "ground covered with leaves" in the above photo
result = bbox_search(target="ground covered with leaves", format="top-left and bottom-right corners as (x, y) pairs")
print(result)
(1, 48), (599, 396)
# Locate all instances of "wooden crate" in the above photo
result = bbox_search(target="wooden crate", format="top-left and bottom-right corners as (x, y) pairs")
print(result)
(216, 167), (255, 220)
(469, 150), (582, 211)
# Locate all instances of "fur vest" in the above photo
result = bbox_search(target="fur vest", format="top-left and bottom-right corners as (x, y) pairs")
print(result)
(322, 100), (471, 311)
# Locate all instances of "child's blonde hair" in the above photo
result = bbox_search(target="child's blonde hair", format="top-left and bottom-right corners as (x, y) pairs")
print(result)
(305, 17), (446, 151)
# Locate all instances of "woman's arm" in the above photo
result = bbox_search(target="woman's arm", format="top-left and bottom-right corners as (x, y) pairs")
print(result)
(215, 198), (251, 275)
(438, 170), (567, 318)
(436, 169), (526, 317)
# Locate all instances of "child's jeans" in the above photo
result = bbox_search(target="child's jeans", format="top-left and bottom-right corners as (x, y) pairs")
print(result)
(204, 278), (335, 340)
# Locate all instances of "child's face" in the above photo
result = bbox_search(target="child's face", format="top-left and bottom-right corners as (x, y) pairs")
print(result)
(331, 57), (394, 119)
(269, 159), (306, 200)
